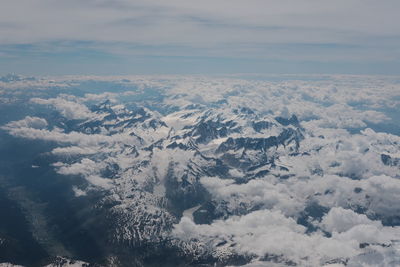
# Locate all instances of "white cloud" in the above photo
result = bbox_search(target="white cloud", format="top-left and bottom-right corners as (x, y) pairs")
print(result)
(55, 159), (113, 189)
(320, 207), (381, 233)
(3, 116), (48, 129)
(1, 0), (400, 63)
(173, 209), (359, 266)
(201, 176), (303, 217)
(31, 97), (95, 120)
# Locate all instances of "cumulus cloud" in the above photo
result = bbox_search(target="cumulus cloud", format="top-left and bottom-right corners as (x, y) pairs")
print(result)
(4, 126), (113, 146)
(3, 116), (48, 129)
(174, 206), (400, 265)
(55, 159), (113, 189)
(320, 207), (382, 233)
(173, 210), (358, 266)
(31, 97), (95, 120)
(201, 176), (303, 217)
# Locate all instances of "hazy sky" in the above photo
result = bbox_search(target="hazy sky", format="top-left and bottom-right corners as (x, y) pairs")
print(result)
(1, 0), (400, 75)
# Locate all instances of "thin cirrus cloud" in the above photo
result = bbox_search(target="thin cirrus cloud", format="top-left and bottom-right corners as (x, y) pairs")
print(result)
(1, 0), (400, 74)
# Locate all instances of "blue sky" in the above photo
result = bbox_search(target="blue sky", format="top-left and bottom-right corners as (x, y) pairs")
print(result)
(1, 0), (400, 75)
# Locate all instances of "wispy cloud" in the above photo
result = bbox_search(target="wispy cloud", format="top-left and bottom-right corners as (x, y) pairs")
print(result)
(1, 0), (400, 74)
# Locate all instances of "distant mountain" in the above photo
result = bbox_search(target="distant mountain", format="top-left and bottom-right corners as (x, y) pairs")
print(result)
(0, 74), (35, 83)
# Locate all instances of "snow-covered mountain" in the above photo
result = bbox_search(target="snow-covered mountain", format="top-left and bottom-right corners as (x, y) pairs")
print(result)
(1, 75), (400, 266)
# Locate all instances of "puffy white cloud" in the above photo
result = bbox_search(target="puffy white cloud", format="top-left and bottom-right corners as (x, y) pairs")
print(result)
(289, 174), (400, 220)
(173, 209), (360, 266)
(3, 124), (142, 148)
(362, 175), (400, 217)
(201, 176), (303, 217)
(3, 116), (48, 129)
(31, 97), (95, 120)
(174, 206), (400, 265)
(51, 146), (101, 156)
(55, 159), (113, 189)
(333, 224), (397, 245)
(320, 207), (381, 233)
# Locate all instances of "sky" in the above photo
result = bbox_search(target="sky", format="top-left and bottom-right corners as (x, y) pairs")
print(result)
(1, 0), (400, 75)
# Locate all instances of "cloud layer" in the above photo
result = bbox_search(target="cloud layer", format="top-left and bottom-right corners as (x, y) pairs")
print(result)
(1, 1), (400, 74)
